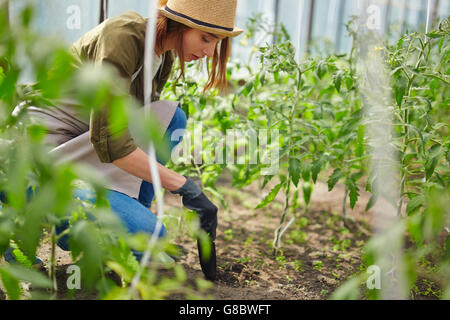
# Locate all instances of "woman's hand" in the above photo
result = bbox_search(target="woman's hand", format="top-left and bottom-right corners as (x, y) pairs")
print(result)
(113, 150), (218, 280)
(171, 176), (218, 280)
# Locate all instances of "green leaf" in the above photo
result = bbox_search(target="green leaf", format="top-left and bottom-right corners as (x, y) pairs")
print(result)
(301, 163), (311, 181)
(397, 37), (403, 50)
(3, 264), (53, 289)
(317, 61), (327, 79)
(242, 80), (254, 97)
(407, 209), (423, 244)
(334, 71), (343, 92)
(255, 183), (283, 210)
(424, 155), (439, 181)
(289, 158), (301, 187)
(365, 194), (378, 211)
(345, 75), (354, 90)
(404, 124), (425, 154)
(302, 182), (313, 206)
(274, 71), (280, 83)
(406, 195), (425, 215)
(356, 125), (365, 157)
(311, 160), (322, 183)
(259, 72), (266, 86)
(427, 30), (443, 39)
(330, 277), (360, 300)
(348, 182), (359, 209)
(327, 169), (343, 191)
(262, 175), (274, 189)
(128, 104), (170, 163)
(198, 232), (212, 261)
(157, 278), (181, 292)
(204, 186), (227, 210)
(253, 73), (260, 91)
(102, 286), (132, 300)
(9, 248), (33, 268)
(394, 77), (407, 107)
(27, 124), (47, 142)
(0, 268), (21, 300)
(438, 37), (444, 54)
(69, 220), (103, 290)
(174, 264), (187, 283)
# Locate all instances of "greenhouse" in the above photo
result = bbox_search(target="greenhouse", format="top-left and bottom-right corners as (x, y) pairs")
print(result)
(0, 0), (448, 304)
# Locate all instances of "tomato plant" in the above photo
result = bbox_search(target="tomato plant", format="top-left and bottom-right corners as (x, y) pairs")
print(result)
(1, 2), (448, 300)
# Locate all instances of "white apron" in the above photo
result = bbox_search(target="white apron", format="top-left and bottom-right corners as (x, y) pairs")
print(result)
(46, 101), (177, 199)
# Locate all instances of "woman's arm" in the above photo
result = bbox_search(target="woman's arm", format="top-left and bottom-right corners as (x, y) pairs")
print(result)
(112, 147), (186, 192)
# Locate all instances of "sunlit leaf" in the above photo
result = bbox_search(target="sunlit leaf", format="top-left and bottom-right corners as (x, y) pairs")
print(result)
(302, 182), (313, 206)
(328, 168), (343, 191)
(255, 183), (282, 209)
(0, 268), (21, 300)
(289, 158), (301, 187)
(406, 195), (425, 215)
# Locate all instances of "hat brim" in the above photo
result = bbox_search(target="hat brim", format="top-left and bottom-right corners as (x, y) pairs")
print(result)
(158, 7), (243, 38)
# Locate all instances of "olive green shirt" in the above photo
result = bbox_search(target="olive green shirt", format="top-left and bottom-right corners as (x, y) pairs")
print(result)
(70, 11), (175, 163)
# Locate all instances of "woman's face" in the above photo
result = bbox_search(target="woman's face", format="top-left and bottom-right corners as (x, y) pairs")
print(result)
(182, 28), (224, 62)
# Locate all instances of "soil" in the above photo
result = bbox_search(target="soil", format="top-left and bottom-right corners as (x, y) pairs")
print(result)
(0, 173), (442, 300)
(162, 174), (373, 300)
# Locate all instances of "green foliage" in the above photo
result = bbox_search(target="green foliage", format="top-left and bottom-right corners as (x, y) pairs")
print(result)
(166, 13), (449, 299)
(255, 183), (282, 209)
(0, 2), (201, 300)
(332, 17), (449, 300)
(1, 4), (448, 300)
(234, 15), (366, 252)
(388, 19), (449, 218)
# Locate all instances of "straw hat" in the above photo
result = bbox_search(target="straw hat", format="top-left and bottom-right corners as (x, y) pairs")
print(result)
(158, 0), (243, 38)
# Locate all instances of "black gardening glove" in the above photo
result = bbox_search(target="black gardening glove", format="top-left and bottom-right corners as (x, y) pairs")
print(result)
(171, 176), (218, 280)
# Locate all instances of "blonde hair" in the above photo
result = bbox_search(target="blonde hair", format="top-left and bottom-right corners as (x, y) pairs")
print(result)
(154, 12), (231, 92)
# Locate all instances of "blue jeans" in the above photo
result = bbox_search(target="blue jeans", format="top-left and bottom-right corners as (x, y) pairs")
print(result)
(138, 105), (187, 208)
(2, 106), (187, 262)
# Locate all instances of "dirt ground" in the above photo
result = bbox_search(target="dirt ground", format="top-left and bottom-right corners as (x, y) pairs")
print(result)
(154, 175), (370, 300)
(0, 173), (442, 300)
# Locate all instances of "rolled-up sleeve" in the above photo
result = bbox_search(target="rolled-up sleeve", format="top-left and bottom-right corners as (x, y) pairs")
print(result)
(89, 107), (137, 163)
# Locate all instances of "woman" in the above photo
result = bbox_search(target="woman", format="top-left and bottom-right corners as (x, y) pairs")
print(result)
(3, 0), (243, 281)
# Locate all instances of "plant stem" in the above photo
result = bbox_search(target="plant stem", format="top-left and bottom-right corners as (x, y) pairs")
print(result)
(193, 160), (204, 188)
(272, 66), (303, 255)
(342, 185), (349, 227)
(49, 225), (57, 294)
(273, 181), (291, 256)
(397, 36), (431, 216)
